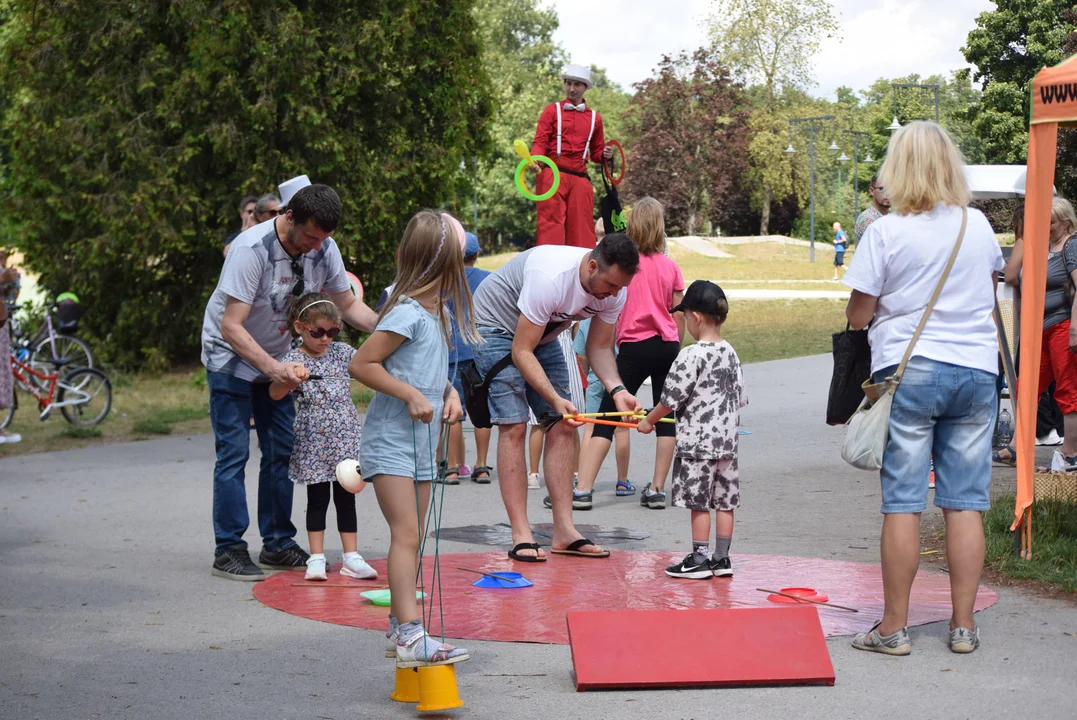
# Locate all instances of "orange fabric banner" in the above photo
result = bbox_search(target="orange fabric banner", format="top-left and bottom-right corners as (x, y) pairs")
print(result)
(1012, 122), (1058, 532)
(1030, 54), (1077, 126)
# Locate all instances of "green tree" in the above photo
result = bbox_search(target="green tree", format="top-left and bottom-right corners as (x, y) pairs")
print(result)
(0, 0), (493, 368)
(962, 0), (1076, 163)
(708, 0), (840, 234)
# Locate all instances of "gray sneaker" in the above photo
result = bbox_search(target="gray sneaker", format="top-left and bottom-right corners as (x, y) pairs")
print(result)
(211, 547), (265, 582)
(949, 626), (980, 654)
(852, 621), (911, 656)
(640, 484), (666, 509)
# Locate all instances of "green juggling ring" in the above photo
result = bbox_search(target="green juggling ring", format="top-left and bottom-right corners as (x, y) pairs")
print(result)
(514, 155), (560, 202)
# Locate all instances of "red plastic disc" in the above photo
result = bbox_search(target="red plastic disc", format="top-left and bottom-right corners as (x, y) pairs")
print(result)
(604, 139), (626, 185)
(767, 587), (829, 604)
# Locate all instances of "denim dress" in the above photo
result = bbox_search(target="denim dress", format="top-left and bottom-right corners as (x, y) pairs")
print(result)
(360, 298), (449, 481)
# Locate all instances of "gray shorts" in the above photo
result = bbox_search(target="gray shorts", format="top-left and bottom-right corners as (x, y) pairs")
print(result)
(671, 457), (740, 511)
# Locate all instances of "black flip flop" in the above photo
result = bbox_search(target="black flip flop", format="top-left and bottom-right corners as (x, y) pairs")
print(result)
(550, 538), (610, 559)
(508, 542), (547, 563)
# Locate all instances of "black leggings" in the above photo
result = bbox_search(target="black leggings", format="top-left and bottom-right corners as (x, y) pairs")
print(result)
(306, 481), (357, 533)
(593, 336), (680, 440)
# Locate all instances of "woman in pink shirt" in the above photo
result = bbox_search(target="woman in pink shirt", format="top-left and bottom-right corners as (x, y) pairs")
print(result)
(574, 197), (685, 509)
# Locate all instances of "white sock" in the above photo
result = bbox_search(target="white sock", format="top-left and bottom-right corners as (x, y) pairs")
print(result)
(308, 553), (325, 561)
(343, 551), (360, 561)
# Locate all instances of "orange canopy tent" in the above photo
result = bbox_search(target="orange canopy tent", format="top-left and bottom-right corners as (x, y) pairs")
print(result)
(1013, 53), (1077, 557)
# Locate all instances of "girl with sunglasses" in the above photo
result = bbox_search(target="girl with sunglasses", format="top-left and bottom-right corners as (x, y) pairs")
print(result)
(352, 209), (476, 668)
(270, 292), (376, 582)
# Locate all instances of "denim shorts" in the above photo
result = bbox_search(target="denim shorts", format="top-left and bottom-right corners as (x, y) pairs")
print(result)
(450, 359), (471, 419)
(473, 326), (570, 425)
(875, 356), (997, 514)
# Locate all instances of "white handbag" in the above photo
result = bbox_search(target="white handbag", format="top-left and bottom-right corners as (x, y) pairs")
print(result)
(842, 208), (967, 471)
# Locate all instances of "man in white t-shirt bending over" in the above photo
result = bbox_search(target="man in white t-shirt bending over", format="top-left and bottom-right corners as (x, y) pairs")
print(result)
(471, 234), (642, 561)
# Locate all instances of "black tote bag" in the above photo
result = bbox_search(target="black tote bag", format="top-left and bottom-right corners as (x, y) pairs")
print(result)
(827, 324), (872, 425)
(599, 158), (625, 236)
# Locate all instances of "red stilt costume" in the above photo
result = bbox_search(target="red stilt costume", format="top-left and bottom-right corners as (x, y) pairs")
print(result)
(531, 99), (606, 248)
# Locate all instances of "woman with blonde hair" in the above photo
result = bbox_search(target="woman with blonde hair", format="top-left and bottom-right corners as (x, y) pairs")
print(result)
(996, 196), (1077, 462)
(573, 197), (685, 509)
(844, 121), (1003, 656)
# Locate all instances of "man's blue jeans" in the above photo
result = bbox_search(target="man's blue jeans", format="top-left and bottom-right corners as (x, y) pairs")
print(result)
(208, 371), (298, 554)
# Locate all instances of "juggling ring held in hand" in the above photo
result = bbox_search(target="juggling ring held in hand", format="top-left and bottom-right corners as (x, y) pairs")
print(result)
(514, 155), (560, 202)
(603, 139), (625, 185)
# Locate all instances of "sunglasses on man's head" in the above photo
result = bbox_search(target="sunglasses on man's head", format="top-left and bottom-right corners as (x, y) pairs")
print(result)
(291, 257), (305, 296)
(299, 321), (341, 339)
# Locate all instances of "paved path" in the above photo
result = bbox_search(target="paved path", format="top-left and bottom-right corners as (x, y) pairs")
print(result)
(668, 235), (733, 258)
(1, 354), (1073, 719)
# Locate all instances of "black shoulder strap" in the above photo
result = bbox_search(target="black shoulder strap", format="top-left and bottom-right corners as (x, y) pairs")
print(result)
(482, 353), (515, 389)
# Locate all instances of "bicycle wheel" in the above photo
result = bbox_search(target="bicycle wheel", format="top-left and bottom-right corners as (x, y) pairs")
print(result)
(58, 367), (112, 426)
(32, 334), (93, 370)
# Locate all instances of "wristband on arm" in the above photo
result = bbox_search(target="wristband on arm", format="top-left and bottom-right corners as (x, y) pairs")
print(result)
(609, 384), (626, 397)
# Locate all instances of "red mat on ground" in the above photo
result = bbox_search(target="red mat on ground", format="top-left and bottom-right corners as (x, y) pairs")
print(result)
(252, 551), (998, 644)
(567, 606), (835, 690)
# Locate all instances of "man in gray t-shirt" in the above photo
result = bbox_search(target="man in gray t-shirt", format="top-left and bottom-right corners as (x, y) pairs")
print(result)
(201, 184), (378, 581)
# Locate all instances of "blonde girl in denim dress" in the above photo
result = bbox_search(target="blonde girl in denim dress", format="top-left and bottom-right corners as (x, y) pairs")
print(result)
(352, 210), (477, 668)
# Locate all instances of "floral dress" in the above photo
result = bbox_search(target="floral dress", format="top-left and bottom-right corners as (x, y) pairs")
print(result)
(282, 342), (362, 485)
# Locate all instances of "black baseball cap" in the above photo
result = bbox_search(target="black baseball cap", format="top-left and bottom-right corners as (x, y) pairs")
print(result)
(671, 280), (727, 315)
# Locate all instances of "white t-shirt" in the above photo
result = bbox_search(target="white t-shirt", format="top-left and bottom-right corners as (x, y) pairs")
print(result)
(472, 246), (626, 343)
(843, 205), (1004, 375)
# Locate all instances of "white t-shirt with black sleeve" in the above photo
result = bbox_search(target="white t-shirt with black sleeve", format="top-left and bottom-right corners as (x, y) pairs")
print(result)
(842, 204), (1004, 376)
(472, 246), (627, 344)
(200, 219), (351, 382)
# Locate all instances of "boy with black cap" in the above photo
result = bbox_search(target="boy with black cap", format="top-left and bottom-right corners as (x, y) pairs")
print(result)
(637, 280), (747, 579)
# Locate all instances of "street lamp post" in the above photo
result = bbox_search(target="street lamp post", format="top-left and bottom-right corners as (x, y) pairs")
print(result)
(786, 115), (838, 263)
(888, 83), (941, 131)
(839, 129), (872, 223)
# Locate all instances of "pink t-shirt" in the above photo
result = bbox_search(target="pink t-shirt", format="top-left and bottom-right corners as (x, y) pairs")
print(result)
(617, 252), (685, 344)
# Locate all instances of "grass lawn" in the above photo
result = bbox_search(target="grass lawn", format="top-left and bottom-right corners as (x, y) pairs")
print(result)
(983, 494), (1077, 594)
(722, 299), (845, 364)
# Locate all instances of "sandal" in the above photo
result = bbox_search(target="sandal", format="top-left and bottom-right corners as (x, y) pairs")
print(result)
(992, 446), (1016, 466)
(437, 466), (461, 485)
(471, 465), (492, 484)
(615, 479), (635, 496)
(550, 538), (610, 559)
(508, 542), (547, 563)
(851, 621), (911, 656)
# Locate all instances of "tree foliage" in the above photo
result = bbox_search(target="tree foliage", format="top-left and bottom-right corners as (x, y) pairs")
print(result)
(622, 50), (750, 236)
(962, 0), (1076, 164)
(707, 0), (840, 234)
(0, 0), (493, 368)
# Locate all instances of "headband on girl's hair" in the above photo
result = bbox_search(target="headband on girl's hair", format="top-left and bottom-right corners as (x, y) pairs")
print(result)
(416, 212), (465, 283)
(298, 298), (335, 318)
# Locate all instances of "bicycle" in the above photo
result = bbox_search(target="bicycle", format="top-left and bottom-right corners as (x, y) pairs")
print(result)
(1, 353), (112, 429)
(7, 298), (93, 389)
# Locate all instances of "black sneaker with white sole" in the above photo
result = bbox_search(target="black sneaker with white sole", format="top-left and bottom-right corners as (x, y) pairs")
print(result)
(711, 556), (733, 577)
(211, 547), (265, 582)
(665, 553), (714, 579)
(258, 545), (310, 570)
(542, 490), (593, 510)
(640, 484), (666, 509)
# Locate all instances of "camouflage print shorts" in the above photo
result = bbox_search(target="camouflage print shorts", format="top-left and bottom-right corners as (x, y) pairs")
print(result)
(671, 457), (740, 512)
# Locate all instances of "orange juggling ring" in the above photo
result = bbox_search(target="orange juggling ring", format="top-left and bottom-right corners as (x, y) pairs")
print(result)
(603, 140), (625, 185)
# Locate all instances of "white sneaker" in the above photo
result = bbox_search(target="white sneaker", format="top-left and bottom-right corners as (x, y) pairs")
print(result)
(0, 432), (21, 444)
(395, 621), (469, 668)
(340, 554), (377, 579)
(527, 472), (540, 489)
(1036, 429), (1064, 446)
(304, 555), (327, 581)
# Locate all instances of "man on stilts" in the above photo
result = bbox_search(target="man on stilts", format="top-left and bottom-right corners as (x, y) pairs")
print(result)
(531, 63), (614, 248)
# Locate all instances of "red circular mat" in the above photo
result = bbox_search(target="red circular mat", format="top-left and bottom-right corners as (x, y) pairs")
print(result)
(253, 551), (997, 644)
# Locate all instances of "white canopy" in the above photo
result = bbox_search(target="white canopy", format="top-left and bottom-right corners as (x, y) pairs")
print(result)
(965, 164), (1055, 200)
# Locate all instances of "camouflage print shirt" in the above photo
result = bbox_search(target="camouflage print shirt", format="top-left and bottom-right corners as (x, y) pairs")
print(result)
(661, 341), (748, 460)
